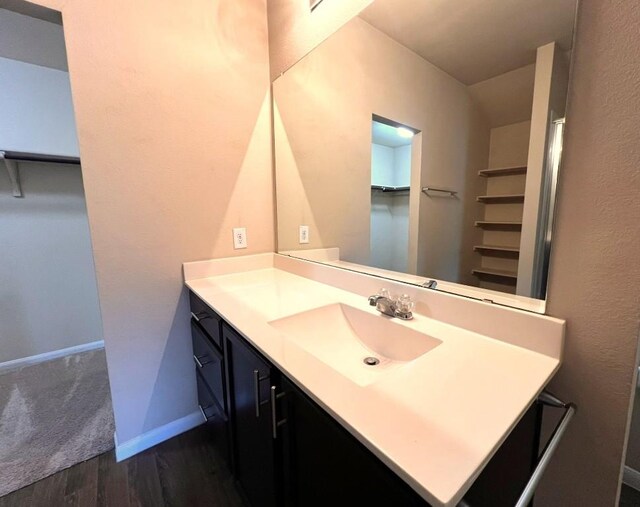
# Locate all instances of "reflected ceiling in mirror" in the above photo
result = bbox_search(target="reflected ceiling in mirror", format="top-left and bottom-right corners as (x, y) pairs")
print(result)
(273, 0), (578, 313)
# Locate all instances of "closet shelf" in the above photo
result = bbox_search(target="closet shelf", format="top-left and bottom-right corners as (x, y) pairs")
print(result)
(473, 245), (520, 254)
(471, 268), (518, 280)
(474, 220), (522, 229)
(478, 165), (527, 177)
(1, 150), (81, 198)
(477, 193), (525, 203)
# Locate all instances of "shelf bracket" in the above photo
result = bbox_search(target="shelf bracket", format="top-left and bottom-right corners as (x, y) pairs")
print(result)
(0, 151), (22, 198)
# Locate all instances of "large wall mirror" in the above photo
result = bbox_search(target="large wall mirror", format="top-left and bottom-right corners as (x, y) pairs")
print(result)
(273, 0), (578, 313)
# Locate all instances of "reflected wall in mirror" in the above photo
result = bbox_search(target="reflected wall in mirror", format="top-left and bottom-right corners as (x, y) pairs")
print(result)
(274, 0), (578, 310)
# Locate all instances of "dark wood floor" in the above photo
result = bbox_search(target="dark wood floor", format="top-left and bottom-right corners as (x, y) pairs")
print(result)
(0, 426), (245, 507)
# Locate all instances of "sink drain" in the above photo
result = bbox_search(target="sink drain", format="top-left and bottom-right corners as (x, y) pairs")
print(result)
(363, 356), (380, 366)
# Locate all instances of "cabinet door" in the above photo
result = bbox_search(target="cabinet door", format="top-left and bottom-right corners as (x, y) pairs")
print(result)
(280, 376), (427, 507)
(224, 324), (279, 507)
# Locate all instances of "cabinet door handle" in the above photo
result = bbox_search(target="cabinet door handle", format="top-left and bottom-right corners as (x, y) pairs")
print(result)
(190, 311), (201, 322)
(193, 354), (209, 368)
(270, 386), (287, 439)
(253, 369), (269, 418)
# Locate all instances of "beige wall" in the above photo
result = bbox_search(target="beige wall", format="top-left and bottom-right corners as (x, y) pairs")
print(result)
(537, 0), (640, 504)
(266, 0), (371, 79)
(32, 0), (274, 443)
(274, 17), (489, 280)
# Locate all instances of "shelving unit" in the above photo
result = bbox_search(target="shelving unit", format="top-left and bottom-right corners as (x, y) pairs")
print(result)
(473, 245), (520, 255)
(475, 220), (522, 229)
(477, 193), (525, 203)
(472, 157), (528, 291)
(471, 268), (518, 281)
(478, 165), (527, 177)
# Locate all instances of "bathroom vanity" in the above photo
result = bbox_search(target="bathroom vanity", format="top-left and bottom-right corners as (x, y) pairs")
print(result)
(183, 254), (566, 507)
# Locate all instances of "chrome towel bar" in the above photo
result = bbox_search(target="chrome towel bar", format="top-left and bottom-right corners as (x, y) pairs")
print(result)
(421, 186), (457, 197)
(514, 392), (576, 507)
(458, 391), (576, 507)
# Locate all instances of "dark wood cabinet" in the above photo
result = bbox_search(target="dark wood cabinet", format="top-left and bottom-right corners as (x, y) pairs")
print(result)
(223, 323), (280, 507)
(191, 321), (226, 413)
(190, 311), (229, 466)
(195, 369), (229, 463)
(279, 376), (426, 506)
(190, 290), (223, 349)
(189, 291), (539, 507)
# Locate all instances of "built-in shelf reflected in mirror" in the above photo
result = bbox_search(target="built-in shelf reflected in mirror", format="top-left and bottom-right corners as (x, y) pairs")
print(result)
(273, 0), (579, 312)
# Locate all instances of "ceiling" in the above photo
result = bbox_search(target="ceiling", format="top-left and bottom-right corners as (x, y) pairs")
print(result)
(468, 63), (535, 128)
(359, 0), (576, 85)
(371, 121), (413, 148)
(0, 0), (61, 24)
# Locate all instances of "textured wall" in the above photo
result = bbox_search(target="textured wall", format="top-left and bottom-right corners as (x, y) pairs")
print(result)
(537, 0), (640, 504)
(31, 0), (274, 444)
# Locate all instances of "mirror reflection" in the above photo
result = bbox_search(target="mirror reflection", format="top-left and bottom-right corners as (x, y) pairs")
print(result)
(274, 0), (578, 309)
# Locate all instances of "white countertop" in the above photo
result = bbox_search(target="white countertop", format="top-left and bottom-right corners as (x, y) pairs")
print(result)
(185, 258), (562, 506)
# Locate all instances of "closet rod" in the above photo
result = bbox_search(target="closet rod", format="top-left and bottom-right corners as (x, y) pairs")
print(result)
(1, 150), (80, 165)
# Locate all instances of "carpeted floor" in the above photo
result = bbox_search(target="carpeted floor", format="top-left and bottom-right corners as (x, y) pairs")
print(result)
(0, 348), (115, 497)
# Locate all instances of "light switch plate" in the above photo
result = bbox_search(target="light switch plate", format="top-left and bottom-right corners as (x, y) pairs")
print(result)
(233, 227), (247, 249)
(299, 225), (309, 244)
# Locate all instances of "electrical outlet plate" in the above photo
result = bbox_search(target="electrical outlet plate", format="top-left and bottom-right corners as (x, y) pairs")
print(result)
(233, 227), (247, 249)
(299, 225), (309, 244)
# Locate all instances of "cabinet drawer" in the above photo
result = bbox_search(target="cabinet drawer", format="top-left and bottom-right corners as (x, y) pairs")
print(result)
(196, 369), (229, 464)
(191, 321), (226, 414)
(189, 291), (222, 349)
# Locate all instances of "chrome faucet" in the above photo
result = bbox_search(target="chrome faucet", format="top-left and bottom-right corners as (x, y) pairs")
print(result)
(368, 291), (414, 320)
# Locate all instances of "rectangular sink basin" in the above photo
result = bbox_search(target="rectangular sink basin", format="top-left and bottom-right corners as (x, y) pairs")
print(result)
(268, 303), (441, 386)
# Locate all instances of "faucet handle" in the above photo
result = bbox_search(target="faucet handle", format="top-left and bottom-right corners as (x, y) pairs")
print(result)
(377, 288), (392, 299)
(396, 294), (415, 314)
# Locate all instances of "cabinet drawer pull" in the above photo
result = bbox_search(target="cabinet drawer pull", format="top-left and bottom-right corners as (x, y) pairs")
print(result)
(191, 311), (211, 322)
(253, 369), (269, 418)
(193, 354), (209, 368)
(199, 404), (215, 422)
(270, 386), (287, 439)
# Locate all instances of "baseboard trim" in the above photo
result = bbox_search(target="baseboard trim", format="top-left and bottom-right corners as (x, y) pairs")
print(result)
(114, 411), (204, 462)
(623, 466), (640, 491)
(0, 340), (105, 373)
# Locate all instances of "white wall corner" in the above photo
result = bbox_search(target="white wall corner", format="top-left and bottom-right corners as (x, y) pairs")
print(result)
(114, 410), (204, 462)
